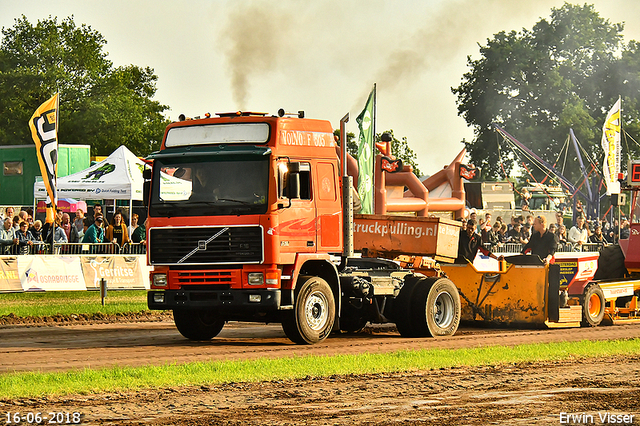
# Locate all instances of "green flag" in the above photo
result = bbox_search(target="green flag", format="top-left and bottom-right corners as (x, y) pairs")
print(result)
(356, 86), (375, 214)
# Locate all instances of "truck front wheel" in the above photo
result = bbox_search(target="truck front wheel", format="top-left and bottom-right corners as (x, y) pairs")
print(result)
(173, 309), (225, 341)
(282, 276), (335, 344)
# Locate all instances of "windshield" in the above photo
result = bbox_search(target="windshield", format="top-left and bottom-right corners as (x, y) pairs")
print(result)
(530, 194), (567, 210)
(149, 156), (269, 217)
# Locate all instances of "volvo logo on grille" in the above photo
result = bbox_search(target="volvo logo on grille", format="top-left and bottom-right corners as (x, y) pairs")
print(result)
(177, 227), (229, 264)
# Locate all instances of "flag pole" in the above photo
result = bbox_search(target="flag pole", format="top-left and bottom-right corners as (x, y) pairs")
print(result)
(373, 83), (377, 198)
(618, 95), (622, 241)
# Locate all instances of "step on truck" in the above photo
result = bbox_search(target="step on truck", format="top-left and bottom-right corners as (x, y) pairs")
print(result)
(145, 110), (464, 344)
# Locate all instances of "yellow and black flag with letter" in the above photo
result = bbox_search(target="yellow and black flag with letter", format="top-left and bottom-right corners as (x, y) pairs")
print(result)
(28, 93), (59, 220)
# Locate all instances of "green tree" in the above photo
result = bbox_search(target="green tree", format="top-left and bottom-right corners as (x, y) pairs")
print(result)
(379, 130), (422, 177)
(452, 3), (640, 184)
(334, 129), (422, 177)
(0, 15), (169, 155)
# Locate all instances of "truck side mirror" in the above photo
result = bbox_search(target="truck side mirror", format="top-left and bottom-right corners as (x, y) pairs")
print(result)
(142, 167), (152, 206)
(143, 181), (151, 206)
(287, 162), (301, 199)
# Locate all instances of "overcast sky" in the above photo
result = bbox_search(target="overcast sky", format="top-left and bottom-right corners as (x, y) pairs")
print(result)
(2, 0), (639, 174)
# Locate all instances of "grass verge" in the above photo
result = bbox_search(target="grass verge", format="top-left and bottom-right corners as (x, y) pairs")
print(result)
(0, 290), (149, 318)
(1, 338), (639, 399)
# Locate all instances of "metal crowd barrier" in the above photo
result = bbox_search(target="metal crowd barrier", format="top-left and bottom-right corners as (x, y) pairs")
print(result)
(484, 242), (607, 254)
(2, 242), (50, 255)
(0, 242), (146, 255)
(488, 243), (523, 254)
(53, 242), (121, 255)
(122, 242), (146, 255)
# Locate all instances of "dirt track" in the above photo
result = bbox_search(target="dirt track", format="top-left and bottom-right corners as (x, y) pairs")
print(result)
(1, 321), (640, 425)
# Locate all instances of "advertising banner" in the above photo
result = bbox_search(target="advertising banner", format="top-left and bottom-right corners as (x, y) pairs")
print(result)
(18, 256), (85, 291)
(0, 257), (21, 292)
(602, 97), (621, 195)
(356, 85), (376, 214)
(81, 256), (146, 289)
(353, 214), (460, 261)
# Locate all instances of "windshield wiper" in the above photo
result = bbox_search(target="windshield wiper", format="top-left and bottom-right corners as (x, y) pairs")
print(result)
(216, 198), (251, 206)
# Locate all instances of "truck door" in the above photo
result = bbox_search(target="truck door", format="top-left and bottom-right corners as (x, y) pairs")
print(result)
(276, 161), (317, 254)
(314, 161), (341, 252)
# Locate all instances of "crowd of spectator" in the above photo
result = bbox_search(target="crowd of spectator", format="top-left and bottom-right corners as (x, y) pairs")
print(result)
(461, 208), (627, 253)
(0, 204), (147, 254)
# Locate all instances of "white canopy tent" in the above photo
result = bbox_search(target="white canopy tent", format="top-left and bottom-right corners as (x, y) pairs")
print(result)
(34, 145), (146, 226)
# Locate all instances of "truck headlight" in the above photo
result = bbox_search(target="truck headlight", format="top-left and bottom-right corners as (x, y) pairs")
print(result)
(248, 272), (264, 285)
(153, 273), (167, 287)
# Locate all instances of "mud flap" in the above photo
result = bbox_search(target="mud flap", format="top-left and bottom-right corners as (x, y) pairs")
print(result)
(547, 264), (560, 322)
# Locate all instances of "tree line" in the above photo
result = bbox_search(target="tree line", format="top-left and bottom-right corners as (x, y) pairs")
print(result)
(453, 3), (640, 185)
(0, 16), (169, 156)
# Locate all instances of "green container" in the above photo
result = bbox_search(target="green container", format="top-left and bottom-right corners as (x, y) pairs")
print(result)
(0, 144), (90, 205)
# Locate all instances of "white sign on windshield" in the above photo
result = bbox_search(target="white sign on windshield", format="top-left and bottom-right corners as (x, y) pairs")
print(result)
(165, 123), (270, 147)
(159, 170), (192, 201)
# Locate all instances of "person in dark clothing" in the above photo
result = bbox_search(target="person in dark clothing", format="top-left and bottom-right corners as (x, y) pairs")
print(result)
(522, 215), (557, 264)
(456, 219), (483, 263)
(507, 222), (527, 244)
(589, 225), (607, 246)
(486, 222), (501, 248)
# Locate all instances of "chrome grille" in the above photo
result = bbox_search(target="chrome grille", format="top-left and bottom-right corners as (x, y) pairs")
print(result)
(149, 226), (263, 265)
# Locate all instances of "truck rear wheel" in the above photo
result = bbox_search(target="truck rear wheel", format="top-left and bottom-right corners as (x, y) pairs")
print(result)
(393, 275), (422, 337)
(411, 277), (461, 337)
(173, 309), (225, 341)
(581, 283), (605, 327)
(282, 276), (335, 344)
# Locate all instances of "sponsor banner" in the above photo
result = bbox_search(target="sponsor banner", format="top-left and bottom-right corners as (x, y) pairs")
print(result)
(601, 97), (621, 195)
(356, 86), (375, 214)
(29, 93), (59, 207)
(0, 255), (149, 292)
(602, 283), (634, 300)
(0, 257), (21, 292)
(18, 256), (85, 291)
(353, 215), (460, 259)
(81, 256), (146, 289)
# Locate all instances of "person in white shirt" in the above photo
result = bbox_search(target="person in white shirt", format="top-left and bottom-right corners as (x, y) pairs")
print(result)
(568, 216), (589, 249)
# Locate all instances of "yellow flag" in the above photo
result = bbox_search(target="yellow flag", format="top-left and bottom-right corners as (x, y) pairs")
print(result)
(28, 93), (59, 212)
(601, 97), (621, 195)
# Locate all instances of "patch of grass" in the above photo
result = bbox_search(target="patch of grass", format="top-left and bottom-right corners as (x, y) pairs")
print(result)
(1, 338), (639, 399)
(0, 290), (149, 317)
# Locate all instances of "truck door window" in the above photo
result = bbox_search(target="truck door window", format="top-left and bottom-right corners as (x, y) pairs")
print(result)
(299, 164), (311, 200)
(278, 162), (311, 200)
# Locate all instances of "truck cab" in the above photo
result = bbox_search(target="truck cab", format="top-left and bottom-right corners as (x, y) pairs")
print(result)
(146, 112), (348, 340)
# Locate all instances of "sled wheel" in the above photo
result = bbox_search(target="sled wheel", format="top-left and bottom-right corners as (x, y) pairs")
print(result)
(411, 277), (461, 337)
(393, 275), (421, 337)
(173, 309), (225, 341)
(282, 276), (335, 344)
(581, 283), (605, 327)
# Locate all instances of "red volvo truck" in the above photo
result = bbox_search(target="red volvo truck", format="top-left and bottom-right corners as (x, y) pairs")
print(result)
(145, 111), (462, 344)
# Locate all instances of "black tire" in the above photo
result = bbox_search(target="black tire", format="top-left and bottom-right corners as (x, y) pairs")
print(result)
(411, 277), (461, 337)
(173, 309), (225, 341)
(594, 245), (627, 280)
(282, 276), (335, 344)
(392, 275), (422, 337)
(581, 283), (605, 327)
